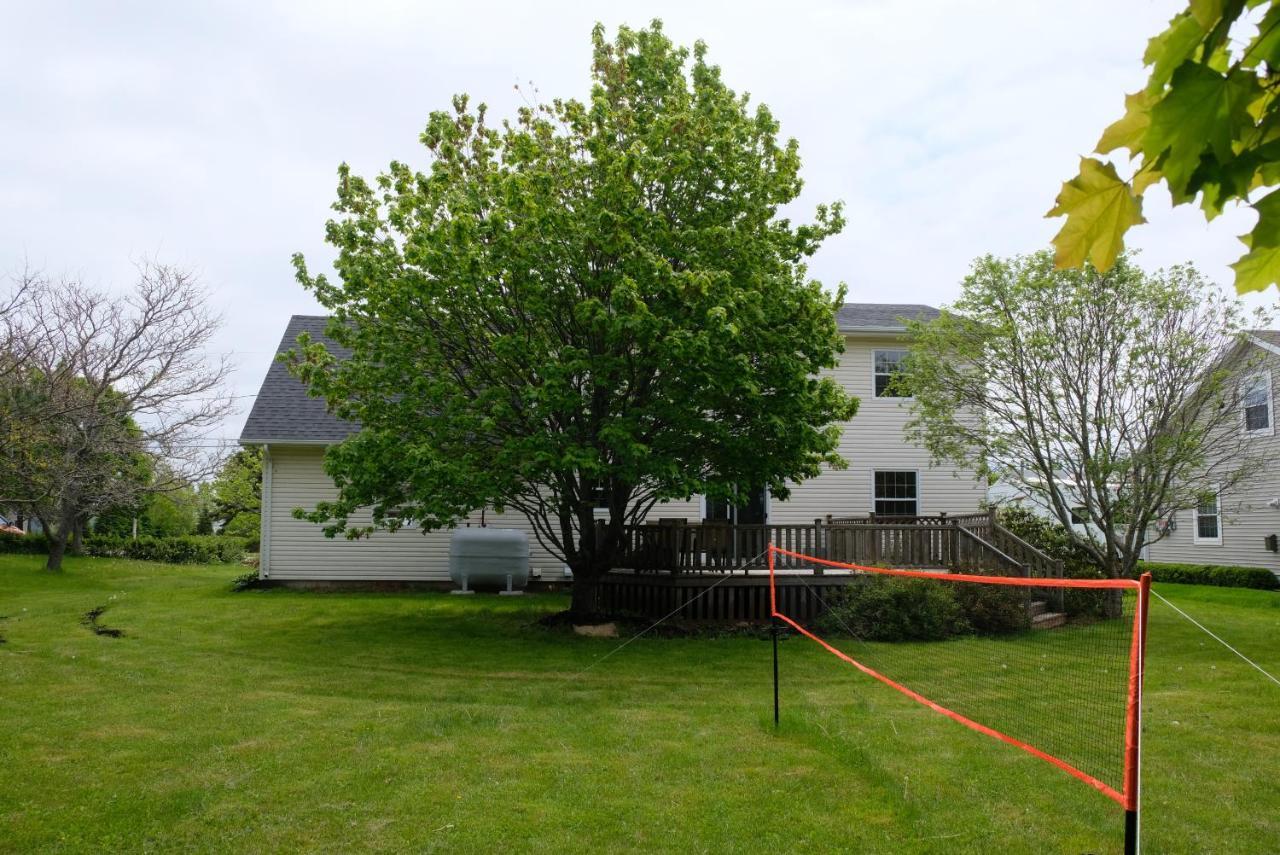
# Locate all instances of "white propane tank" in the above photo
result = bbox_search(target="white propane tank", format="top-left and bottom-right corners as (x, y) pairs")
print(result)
(448, 528), (530, 593)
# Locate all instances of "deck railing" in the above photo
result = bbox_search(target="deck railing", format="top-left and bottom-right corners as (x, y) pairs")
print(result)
(615, 511), (1063, 587)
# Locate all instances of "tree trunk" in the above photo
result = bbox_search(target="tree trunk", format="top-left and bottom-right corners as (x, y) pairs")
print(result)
(45, 529), (69, 572)
(1102, 555), (1125, 619)
(568, 567), (605, 620)
(70, 521), (84, 555)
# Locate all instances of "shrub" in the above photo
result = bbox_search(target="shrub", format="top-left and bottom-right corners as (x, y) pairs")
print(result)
(995, 505), (1110, 617)
(0, 532), (248, 564)
(817, 576), (1029, 641)
(954, 583), (1031, 634)
(818, 577), (965, 641)
(0, 532), (48, 554)
(1138, 561), (1278, 591)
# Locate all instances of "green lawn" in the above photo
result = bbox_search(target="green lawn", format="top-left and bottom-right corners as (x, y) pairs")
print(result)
(1, 556), (1277, 853)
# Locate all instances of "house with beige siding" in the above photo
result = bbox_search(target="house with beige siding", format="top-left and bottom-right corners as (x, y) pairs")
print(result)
(1146, 331), (1280, 576)
(239, 305), (986, 584)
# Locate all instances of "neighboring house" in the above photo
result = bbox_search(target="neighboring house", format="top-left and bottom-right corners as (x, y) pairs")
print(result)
(239, 306), (986, 583)
(1146, 330), (1280, 574)
(987, 476), (1103, 542)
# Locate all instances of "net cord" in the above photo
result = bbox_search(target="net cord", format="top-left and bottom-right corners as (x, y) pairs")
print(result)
(1150, 587), (1280, 688)
(568, 548), (767, 681)
(769, 544), (1139, 589)
(767, 543), (1131, 807)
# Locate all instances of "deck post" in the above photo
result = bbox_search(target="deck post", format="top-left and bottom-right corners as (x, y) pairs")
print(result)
(813, 517), (824, 576)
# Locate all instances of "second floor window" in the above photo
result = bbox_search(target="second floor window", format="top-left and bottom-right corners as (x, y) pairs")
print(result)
(874, 349), (910, 398)
(1243, 371), (1272, 435)
(1193, 490), (1221, 544)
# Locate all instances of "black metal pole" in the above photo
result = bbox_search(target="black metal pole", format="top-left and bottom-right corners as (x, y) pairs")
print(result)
(771, 614), (780, 727)
(1124, 809), (1137, 855)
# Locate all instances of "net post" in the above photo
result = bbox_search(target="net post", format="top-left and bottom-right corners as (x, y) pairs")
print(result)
(1124, 572), (1152, 855)
(768, 543), (779, 728)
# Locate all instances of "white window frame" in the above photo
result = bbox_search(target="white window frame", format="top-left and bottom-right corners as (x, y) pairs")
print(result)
(1192, 486), (1222, 546)
(872, 349), (912, 399)
(872, 469), (920, 517)
(1241, 370), (1274, 437)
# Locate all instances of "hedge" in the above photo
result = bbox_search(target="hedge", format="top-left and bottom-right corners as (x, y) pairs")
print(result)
(1138, 561), (1279, 591)
(815, 575), (1029, 641)
(0, 532), (249, 565)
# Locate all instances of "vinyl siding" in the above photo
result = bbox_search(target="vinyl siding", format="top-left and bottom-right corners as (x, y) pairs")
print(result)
(260, 333), (985, 579)
(1146, 345), (1280, 573)
(768, 334), (985, 522)
(262, 445), (570, 582)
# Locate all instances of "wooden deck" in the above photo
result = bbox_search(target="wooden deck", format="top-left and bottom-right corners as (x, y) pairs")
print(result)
(605, 511), (1065, 622)
(598, 569), (867, 622)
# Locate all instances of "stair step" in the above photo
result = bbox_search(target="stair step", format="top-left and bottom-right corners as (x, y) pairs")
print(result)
(1031, 612), (1067, 630)
(1028, 600), (1049, 617)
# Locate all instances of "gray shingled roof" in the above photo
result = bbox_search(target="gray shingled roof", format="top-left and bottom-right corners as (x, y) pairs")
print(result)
(836, 303), (939, 331)
(1250, 329), (1280, 350)
(238, 315), (358, 444)
(242, 302), (941, 443)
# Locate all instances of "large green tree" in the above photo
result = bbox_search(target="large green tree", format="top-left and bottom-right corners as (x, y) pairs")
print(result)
(209, 448), (262, 537)
(1050, 2), (1280, 293)
(902, 250), (1273, 584)
(289, 21), (857, 615)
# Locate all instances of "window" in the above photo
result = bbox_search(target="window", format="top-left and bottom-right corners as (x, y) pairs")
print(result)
(704, 486), (768, 525)
(1193, 489), (1221, 545)
(1243, 371), (1273, 435)
(874, 471), (918, 516)
(590, 485), (610, 510)
(873, 349), (910, 398)
(1070, 507), (1088, 526)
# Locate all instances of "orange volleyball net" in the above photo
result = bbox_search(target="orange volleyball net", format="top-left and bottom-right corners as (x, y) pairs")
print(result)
(766, 544), (1151, 852)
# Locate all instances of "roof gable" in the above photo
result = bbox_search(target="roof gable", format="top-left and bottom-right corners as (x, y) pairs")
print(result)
(238, 315), (358, 444)
(836, 303), (939, 332)
(242, 302), (942, 443)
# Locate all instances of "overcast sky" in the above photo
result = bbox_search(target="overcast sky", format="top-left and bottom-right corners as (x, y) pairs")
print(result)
(3, 0), (1276, 446)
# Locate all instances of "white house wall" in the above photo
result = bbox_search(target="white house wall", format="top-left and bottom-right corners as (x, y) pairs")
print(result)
(260, 333), (986, 581)
(1146, 343), (1280, 573)
(263, 445), (571, 582)
(769, 334), (986, 522)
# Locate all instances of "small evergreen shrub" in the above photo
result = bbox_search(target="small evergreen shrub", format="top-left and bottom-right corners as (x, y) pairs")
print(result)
(817, 576), (1029, 641)
(954, 583), (1031, 634)
(1138, 561), (1278, 590)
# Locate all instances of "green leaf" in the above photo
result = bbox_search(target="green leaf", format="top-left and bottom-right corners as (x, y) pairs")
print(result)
(1143, 63), (1259, 194)
(1047, 158), (1146, 271)
(1230, 188), (1280, 293)
(1097, 90), (1156, 155)
(1242, 4), (1280, 69)
(1231, 241), (1280, 293)
(1143, 13), (1207, 92)
(1189, 0), (1229, 29)
(1244, 186), (1280, 248)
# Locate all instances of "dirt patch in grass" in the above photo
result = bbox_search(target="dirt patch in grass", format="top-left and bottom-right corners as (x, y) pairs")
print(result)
(81, 605), (124, 638)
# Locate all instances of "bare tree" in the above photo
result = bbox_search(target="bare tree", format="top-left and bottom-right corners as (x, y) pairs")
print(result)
(902, 251), (1275, 588)
(0, 262), (234, 570)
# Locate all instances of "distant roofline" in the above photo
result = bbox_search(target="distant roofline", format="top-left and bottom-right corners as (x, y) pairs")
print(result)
(1247, 331), (1280, 358)
(244, 302), (940, 442)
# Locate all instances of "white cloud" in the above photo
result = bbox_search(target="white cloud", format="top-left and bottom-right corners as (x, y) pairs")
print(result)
(1, 0), (1275, 443)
